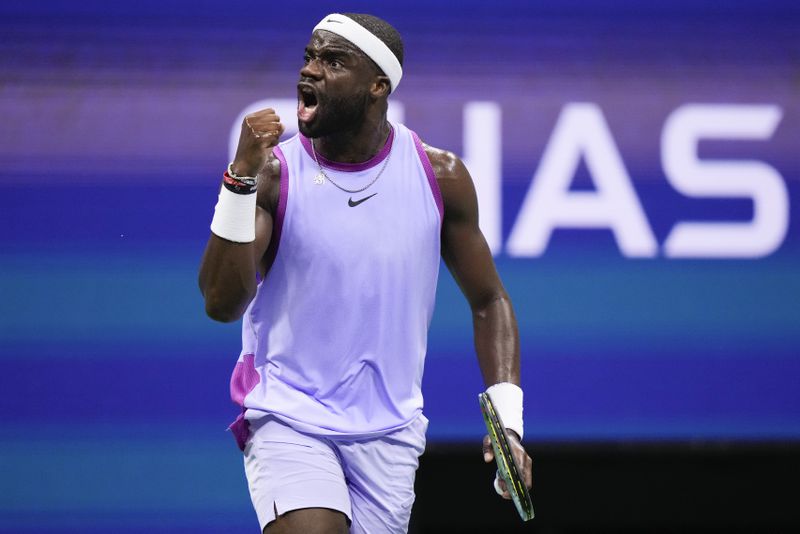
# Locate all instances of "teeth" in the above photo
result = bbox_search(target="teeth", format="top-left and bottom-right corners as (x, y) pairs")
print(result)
(297, 85), (319, 122)
(298, 97), (317, 122)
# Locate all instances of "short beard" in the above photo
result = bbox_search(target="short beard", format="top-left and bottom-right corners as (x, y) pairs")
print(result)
(299, 89), (371, 139)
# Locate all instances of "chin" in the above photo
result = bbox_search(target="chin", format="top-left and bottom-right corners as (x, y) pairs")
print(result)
(298, 121), (314, 138)
(299, 120), (339, 140)
(298, 117), (329, 139)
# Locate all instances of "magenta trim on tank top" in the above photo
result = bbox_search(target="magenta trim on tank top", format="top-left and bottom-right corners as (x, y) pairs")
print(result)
(411, 131), (444, 221)
(262, 145), (289, 274)
(299, 126), (395, 172)
(228, 353), (260, 450)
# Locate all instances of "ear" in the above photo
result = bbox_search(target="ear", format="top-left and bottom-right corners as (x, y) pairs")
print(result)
(370, 76), (391, 98)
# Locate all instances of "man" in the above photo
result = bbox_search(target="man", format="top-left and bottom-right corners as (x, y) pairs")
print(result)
(199, 13), (532, 534)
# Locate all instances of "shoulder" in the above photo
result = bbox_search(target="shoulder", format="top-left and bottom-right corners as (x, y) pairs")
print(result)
(418, 141), (475, 220)
(421, 142), (468, 184)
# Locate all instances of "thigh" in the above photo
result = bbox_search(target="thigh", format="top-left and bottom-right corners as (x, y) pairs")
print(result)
(338, 415), (428, 534)
(244, 417), (352, 532)
(264, 507), (348, 534)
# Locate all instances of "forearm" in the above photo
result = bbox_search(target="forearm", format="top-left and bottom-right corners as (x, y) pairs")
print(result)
(198, 178), (267, 323)
(472, 293), (520, 387)
(199, 235), (259, 322)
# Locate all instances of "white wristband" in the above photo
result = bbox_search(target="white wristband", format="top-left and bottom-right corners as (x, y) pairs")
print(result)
(210, 186), (257, 243)
(486, 382), (524, 440)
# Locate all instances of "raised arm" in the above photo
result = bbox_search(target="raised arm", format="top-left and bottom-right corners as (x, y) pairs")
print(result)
(424, 143), (532, 497)
(198, 109), (283, 322)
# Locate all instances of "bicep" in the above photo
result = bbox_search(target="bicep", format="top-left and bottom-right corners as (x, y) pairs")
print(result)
(440, 163), (507, 309)
(254, 156), (281, 276)
(253, 204), (273, 272)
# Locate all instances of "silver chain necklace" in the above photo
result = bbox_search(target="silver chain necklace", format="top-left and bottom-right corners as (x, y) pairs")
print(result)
(311, 138), (391, 194)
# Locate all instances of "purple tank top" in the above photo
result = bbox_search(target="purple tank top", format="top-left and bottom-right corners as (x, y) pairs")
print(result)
(228, 123), (443, 447)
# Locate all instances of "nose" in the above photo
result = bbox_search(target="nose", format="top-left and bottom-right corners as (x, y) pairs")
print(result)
(300, 57), (322, 80)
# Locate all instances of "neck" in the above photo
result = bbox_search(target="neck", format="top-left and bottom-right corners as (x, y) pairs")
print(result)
(314, 112), (391, 163)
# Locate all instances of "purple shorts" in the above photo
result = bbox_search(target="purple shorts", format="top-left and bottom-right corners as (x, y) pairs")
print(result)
(243, 414), (428, 533)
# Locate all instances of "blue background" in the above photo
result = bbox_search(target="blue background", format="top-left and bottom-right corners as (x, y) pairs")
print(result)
(1, 0), (798, 530)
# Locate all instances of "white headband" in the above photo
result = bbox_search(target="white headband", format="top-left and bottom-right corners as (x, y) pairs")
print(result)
(313, 13), (403, 92)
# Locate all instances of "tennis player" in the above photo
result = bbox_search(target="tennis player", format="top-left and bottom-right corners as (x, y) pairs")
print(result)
(199, 13), (532, 533)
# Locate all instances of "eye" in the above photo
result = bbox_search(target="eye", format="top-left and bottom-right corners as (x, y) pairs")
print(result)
(303, 53), (312, 64)
(329, 58), (342, 68)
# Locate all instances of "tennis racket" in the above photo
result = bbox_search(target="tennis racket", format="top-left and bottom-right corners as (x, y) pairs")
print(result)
(479, 391), (534, 521)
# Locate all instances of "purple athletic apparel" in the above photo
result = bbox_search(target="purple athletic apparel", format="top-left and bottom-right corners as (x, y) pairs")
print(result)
(228, 123), (443, 448)
(244, 414), (428, 533)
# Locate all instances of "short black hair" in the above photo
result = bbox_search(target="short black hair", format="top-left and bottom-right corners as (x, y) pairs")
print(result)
(342, 13), (404, 68)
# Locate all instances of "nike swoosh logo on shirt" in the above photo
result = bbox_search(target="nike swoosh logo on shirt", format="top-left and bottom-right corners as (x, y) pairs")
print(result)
(348, 193), (378, 207)
(327, 19), (344, 23)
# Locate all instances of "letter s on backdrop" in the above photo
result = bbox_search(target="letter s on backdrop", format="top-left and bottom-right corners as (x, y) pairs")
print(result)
(661, 104), (788, 258)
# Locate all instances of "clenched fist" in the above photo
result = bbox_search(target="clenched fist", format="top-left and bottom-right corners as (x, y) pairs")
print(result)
(231, 109), (285, 177)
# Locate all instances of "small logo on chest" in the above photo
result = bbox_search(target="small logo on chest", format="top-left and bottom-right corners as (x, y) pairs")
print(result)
(348, 193), (378, 207)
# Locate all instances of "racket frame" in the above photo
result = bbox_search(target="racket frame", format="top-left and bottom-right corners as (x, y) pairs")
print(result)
(479, 391), (534, 521)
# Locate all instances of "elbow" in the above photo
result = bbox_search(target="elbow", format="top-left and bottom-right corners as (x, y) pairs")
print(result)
(206, 306), (241, 323)
(471, 292), (512, 320)
(199, 274), (252, 323)
(203, 293), (245, 323)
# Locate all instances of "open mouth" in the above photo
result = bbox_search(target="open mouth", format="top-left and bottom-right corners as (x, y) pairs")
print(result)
(297, 84), (319, 123)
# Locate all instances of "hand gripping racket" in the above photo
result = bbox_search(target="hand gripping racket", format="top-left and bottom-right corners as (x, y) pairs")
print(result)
(479, 392), (534, 521)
